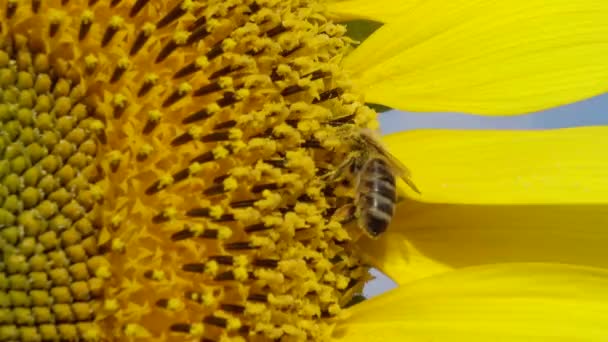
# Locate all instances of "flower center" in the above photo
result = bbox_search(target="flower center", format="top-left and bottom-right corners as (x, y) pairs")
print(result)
(1, 0), (378, 340)
(0, 33), (106, 341)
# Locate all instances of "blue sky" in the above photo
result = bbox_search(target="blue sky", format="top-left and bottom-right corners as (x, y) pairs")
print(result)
(380, 93), (608, 134)
(365, 93), (608, 298)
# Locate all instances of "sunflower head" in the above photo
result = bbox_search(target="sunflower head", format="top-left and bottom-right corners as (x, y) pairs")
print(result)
(0, 0), (379, 340)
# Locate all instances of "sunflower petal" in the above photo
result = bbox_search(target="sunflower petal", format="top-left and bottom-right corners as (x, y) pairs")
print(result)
(363, 236), (453, 286)
(344, 1), (608, 114)
(384, 127), (608, 204)
(334, 263), (608, 341)
(362, 200), (608, 285)
(325, 0), (417, 22)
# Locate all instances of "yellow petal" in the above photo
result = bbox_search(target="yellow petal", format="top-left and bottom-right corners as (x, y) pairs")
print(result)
(335, 263), (608, 341)
(344, 1), (608, 114)
(384, 126), (608, 204)
(363, 200), (608, 285)
(358, 209), (454, 285)
(325, 0), (416, 23)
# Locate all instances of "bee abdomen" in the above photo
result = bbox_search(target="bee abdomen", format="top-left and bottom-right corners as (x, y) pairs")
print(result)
(357, 158), (397, 237)
(361, 159), (397, 202)
(359, 202), (394, 237)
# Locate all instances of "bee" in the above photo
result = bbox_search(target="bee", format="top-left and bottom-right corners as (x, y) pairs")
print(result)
(327, 128), (420, 238)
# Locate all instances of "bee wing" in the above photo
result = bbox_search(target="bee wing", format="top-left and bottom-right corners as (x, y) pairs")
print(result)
(359, 130), (421, 194)
(384, 155), (421, 194)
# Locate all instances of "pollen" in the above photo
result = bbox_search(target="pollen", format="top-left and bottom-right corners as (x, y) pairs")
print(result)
(1, 0), (376, 341)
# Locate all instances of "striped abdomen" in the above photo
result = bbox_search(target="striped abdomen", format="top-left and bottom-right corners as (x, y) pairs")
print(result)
(356, 158), (397, 237)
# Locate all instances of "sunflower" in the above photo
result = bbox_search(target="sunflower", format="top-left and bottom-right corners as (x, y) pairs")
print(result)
(0, 0), (607, 341)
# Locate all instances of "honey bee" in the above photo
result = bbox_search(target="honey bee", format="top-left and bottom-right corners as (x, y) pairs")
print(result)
(327, 128), (420, 238)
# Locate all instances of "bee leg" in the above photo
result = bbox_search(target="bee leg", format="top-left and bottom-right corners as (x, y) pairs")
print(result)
(334, 204), (357, 225)
(320, 156), (355, 182)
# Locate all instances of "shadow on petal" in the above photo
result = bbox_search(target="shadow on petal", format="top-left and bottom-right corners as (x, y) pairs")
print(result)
(360, 199), (608, 284)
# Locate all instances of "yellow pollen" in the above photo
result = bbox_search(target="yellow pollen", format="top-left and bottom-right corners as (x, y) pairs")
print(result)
(201, 292), (216, 306)
(158, 174), (174, 188)
(117, 58), (130, 69)
(233, 267), (249, 282)
(195, 56), (209, 68)
(124, 324), (151, 338)
(112, 94), (127, 108)
(166, 298), (184, 311)
(206, 18), (221, 31)
(81, 10), (94, 23)
(217, 226), (233, 240)
(147, 110), (161, 122)
(228, 128), (243, 140)
(255, 190), (283, 210)
(142, 23), (156, 35)
(223, 177), (238, 191)
(104, 299), (120, 312)
(138, 144), (154, 158)
(180, 0), (194, 10)
(226, 316), (242, 331)
(207, 102), (221, 114)
(218, 76), (233, 89)
(209, 205), (224, 219)
(109, 16), (124, 29)
(111, 238), (126, 252)
(84, 54), (98, 71)
(188, 162), (203, 175)
(263, 215), (284, 227)
(190, 323), (204, 337)
(222, 38), (238, 52)
(163, 207), (178, 220)
(49, 11), (64, 25)
(151, 270), (166, 281)
(190, 223), (205, 237)
(235, 88), (250, 100)
(144, 73), (159, 84)
(204, 260), (219, 277)
(212, 145), (230, 159)
(188, 126), (203, 139)
(178, 82), (192, 94)
(173, 31), (189, 45)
